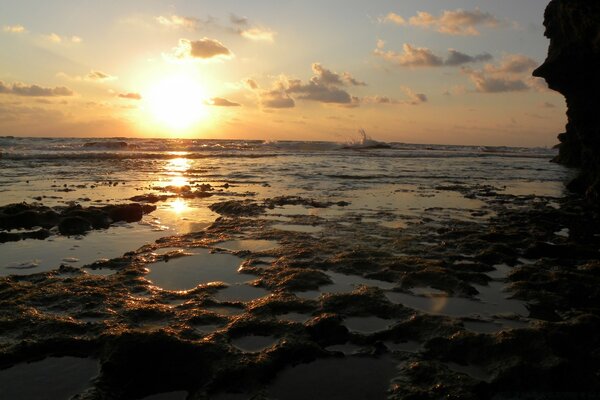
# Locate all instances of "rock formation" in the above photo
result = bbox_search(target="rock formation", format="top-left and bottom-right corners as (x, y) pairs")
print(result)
(533, 0), (600, 201)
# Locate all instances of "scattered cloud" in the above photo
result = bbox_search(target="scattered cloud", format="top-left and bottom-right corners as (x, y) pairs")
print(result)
(86, 70), (117, 82)
(461, 55), (541, 93)
(463, 69), (529, 93)
(240, 27), (276, 42)
(286, 63), (365, 105)
(229, 13), (276, 43)
(244, 78), (259, 90)
(387, 8), (500, 36)
(445, 49), (492, 66)
(0, 81), (74, 97)
(261, 88), (296, 109)
(363, 96), (400, 105)
(206, 97), (241, 107)
(118, 92), (142, 100)
(3, 25), (26, 33)
(483, 54), (538, 75)
(43, 33), (82, 44)
(156, 15), (199, 30)
(230, 14), (249, 26)
(362, 88), (428, 106)
(249, 64), (366, 109)
(57, 70), (117, 83)
(374, 42), (491, 67)
(381, 13), (406, 25)
(167, 38), (233, 61)
(402, 87), (428, 104)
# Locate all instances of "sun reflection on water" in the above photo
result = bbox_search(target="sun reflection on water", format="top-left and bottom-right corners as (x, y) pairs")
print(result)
(170, 198), (189, 214)
(167, 156), (191, 172)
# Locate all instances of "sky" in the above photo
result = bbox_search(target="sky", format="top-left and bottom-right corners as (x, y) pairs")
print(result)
(0, 0), (566, 146)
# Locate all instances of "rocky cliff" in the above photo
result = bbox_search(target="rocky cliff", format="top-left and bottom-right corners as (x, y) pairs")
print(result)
(533, 0), (600, 201)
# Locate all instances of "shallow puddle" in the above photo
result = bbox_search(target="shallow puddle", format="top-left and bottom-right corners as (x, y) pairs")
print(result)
(343, 316), (394, 334)
(83, 267), (114, 276)
(215, 284), (270, 302)
(146, 249), (246, 291)
(205, 305), (246, 316)
(231, 335), (278, 353)
(0, 357), (99, 400)
(217, 240), (279, 252)
(386, 282), (528, 319)
(276, 312), (312, 323)
(445, 361), (492, 382)
(193, 323), (222, 335)
(384, 340), (422, 353)
(0, 224), (167, 277)
(295, 271), (395, 299)
(325, 343), (363, 355)
(267, 355), (397, 400)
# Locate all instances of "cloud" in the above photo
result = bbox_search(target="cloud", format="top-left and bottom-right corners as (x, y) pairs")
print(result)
(285, 63), (365, 104)
(3, 25), (26, 33)
(464, 70), (529, 93)
(374, 42), (492, 68)
(0, 81), (74, 97)
(244, 78), (259, 90)
(118, 92), (142, 100)
(445, 49), (492, 66)
(167, 38), (233, 61)
(57, 70), (117, 83)
(407, 8), (500, 36)
(249, 64), (365, 108)
(240, 28), (276, 42)
(86, 70), (117, 82)
(261, 89), (296, 109)
(402, 87), (428, 104)
(363, 96), (399, 105)
(483, 54), (538, 74)
(43, 33), (82, 44)
(156, 15), (199, 30)
(230, 14), (276, 43)
(311, 63), (366, 87)
(461, 54), (541, 93)
(362, 88), (428, 106)
(375, 43), (443, 67)
(230, 14), (249, 26)
(206, 97), (241, 107)
(381, 13), (406, 25)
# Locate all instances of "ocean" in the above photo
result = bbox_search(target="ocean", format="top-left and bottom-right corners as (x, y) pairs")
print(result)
(0, 136), (568, 274)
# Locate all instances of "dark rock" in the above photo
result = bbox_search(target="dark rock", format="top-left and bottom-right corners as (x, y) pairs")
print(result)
(59, 216), (92, 235)
(209, 200), (265, 216)
(534, 0), (600, 201)
(105, 203), (144, 223)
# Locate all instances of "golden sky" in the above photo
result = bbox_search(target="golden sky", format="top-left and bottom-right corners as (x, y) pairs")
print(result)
(0, 0), (565, 146)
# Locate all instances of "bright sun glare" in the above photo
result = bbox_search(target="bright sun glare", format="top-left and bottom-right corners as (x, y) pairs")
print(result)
(145, 75), (208, 131)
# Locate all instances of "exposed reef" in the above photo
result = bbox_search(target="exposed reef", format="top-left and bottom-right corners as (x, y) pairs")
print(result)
(534, 0), (600, 200)
(0, 202), (156, 242)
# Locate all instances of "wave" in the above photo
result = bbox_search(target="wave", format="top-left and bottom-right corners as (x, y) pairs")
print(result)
(0, 137), (557, 161)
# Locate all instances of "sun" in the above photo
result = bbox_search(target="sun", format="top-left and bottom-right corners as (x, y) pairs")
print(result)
(144, 75), (209, 131)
